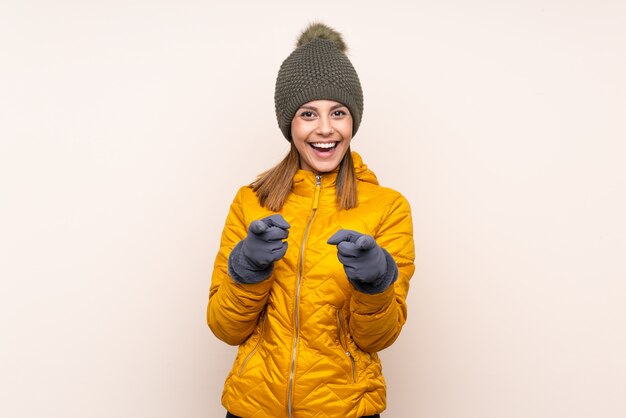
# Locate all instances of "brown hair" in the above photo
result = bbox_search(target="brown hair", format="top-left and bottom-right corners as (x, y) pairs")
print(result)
(251, 143), (358, 212)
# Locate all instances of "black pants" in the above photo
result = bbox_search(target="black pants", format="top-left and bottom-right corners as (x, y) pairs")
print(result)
(227, 413), (380, 418)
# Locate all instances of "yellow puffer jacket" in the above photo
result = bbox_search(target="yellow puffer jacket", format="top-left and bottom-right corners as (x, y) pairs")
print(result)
(208, 152), (415, 418)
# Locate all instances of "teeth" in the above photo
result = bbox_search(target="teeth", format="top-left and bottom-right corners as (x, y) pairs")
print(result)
(311, 142), (337, 149)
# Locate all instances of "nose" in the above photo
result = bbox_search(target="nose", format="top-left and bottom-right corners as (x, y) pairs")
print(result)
(316, 115), (334, 136)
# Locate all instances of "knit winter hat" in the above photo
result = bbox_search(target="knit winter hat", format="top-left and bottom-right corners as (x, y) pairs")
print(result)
(274, 23), (364, 141)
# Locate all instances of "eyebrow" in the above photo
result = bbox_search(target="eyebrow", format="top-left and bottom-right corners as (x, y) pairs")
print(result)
(298, 103), (347, 111)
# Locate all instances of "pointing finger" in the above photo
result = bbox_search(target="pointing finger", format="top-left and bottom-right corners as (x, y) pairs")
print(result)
(327, 229), (361, 245)
(263, 214), (291, 230)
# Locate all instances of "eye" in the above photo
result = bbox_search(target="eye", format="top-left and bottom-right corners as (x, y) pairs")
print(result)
(332, 110), (347, 117)
(299, 111), (315, 119)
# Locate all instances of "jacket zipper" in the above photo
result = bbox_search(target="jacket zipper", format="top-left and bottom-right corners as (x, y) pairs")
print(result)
(287, 175), (322, 418)
(336, 309), (356, 383)
(237, 312), (266, 377)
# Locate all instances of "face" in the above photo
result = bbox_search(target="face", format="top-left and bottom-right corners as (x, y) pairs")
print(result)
(291, 99), (353, 174)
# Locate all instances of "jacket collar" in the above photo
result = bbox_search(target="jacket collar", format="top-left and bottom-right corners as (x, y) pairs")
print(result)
(292, 151), (379, 197)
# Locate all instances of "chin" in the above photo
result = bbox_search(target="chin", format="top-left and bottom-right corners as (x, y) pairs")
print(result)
(313, 161), (341, 173)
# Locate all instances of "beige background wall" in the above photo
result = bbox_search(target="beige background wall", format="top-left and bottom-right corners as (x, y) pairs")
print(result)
(1, 1), (625, 417)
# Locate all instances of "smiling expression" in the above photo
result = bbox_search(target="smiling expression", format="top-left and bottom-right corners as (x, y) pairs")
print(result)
(290, 100), (353, 174)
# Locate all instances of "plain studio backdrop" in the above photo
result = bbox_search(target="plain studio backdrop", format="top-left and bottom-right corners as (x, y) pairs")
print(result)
(1, 1), (625, 417)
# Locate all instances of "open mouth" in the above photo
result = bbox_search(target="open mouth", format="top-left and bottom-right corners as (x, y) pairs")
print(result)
(309, 142), (339, 153)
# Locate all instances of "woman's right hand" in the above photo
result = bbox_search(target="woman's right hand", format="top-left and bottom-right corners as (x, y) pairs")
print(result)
(228, 214), (290, 283)
(242, 214), (290, 268)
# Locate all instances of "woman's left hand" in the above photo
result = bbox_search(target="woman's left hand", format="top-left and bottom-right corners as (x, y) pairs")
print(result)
(328, 229), (398, 294)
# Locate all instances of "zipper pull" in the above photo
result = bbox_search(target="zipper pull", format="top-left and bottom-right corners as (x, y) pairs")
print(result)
(312, 175), (322, 209)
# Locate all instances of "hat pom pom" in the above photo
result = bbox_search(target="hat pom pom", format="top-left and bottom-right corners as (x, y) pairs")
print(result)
(296, 22), (347, 53)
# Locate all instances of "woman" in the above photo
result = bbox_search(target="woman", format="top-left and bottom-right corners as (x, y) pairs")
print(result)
(208, 22), (415, 418)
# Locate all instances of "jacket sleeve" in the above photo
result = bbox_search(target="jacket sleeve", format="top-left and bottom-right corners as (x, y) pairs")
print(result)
(207, 187), (273, 346)
(348, 193), (415, 353)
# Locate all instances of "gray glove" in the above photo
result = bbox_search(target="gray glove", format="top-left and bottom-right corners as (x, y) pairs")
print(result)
(328, 229), (398, 294)
(228, 214), (290, 284)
